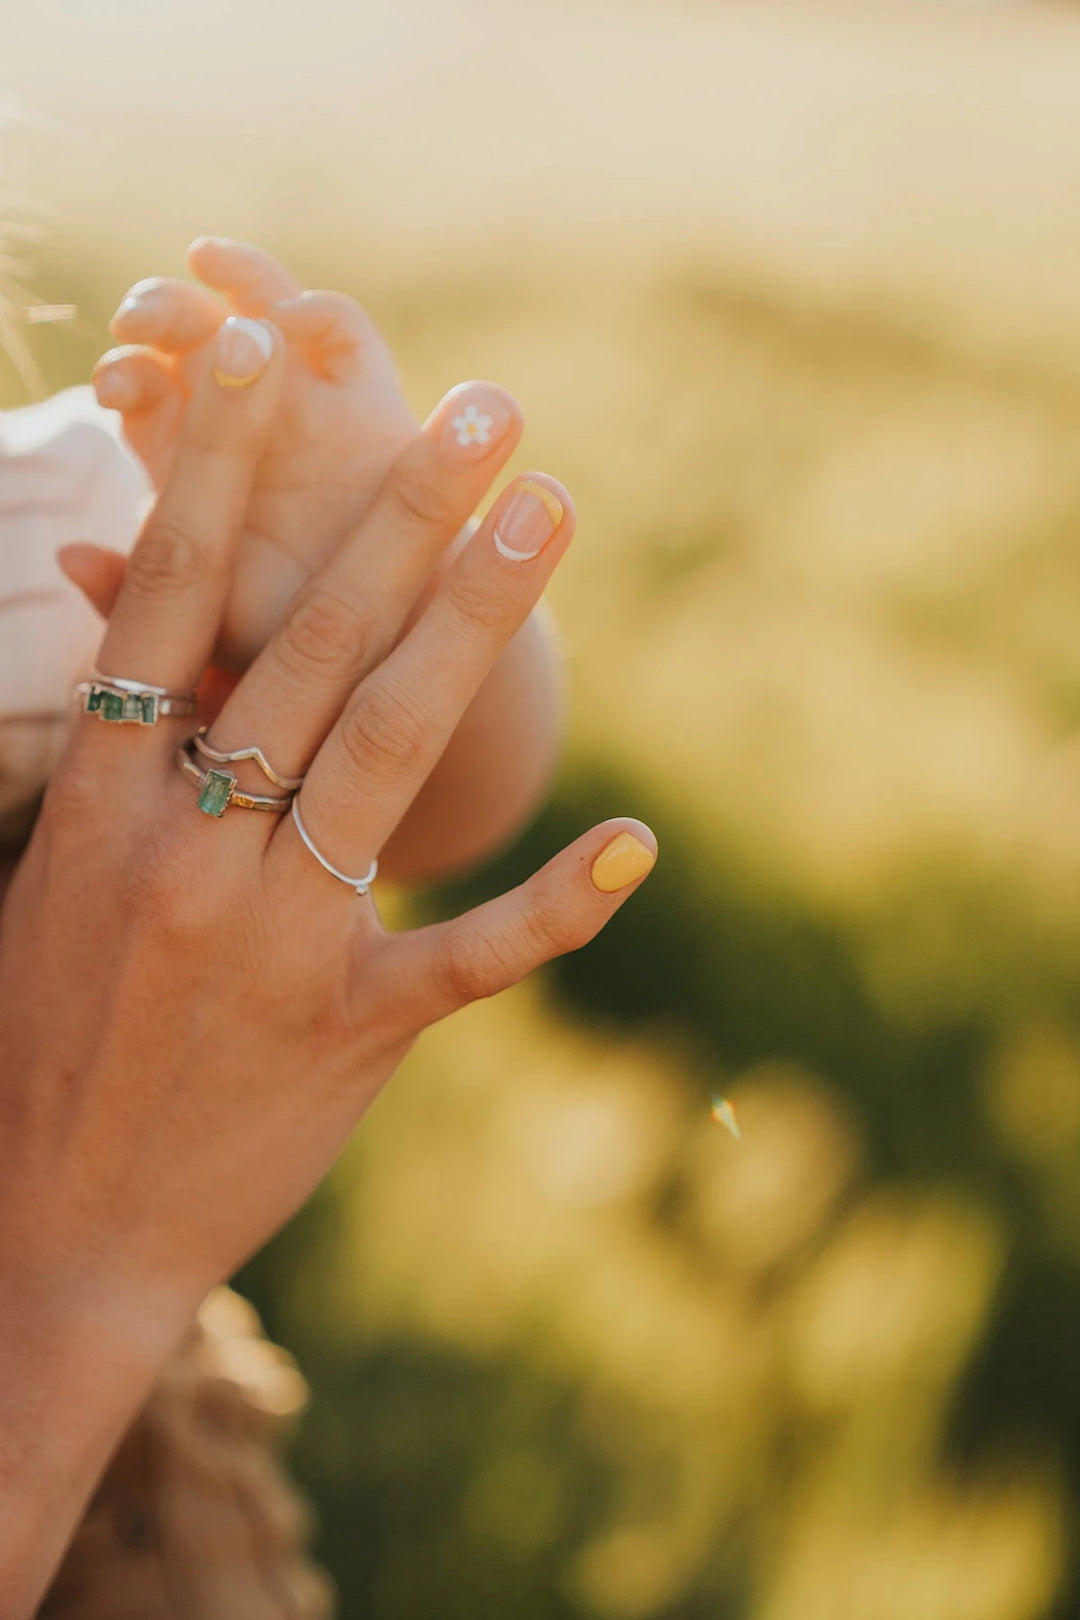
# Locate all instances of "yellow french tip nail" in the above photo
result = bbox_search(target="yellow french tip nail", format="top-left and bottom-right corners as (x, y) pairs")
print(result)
(590, 831), (657, 894)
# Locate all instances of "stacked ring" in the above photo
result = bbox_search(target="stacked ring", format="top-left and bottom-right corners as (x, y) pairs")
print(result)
(177, 737), (294, 817)
(77, 671), (197, 725)
(191, 727), (305, 790)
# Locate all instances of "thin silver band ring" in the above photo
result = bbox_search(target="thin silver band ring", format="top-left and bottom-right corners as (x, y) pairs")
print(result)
(291, 798), (378, 896)
(193, 726), (305, 790)
(91, 668), (191, 699)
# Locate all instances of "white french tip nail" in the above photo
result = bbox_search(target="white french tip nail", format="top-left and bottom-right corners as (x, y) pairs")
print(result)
(224, 316), (274, 362)
(493, 532), (544, 563)
(213, 316), (275, 387)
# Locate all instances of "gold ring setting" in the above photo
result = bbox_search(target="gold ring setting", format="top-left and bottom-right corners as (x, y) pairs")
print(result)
(178, 737), (294, 816)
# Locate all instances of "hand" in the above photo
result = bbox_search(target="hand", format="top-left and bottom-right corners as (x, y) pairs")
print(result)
(92, 238), (418, 666)
(0, 315), (656, 1618)
(80, 239), (562, 881)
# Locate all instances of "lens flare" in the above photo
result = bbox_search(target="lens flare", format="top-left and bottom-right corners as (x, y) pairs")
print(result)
(710, 1095), (741, 1140)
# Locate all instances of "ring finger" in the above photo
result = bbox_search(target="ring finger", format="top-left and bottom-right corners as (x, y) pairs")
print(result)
(271, 472), (572, 890)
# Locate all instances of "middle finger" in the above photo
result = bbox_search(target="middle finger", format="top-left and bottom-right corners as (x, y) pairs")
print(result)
(208, 382), (524, 779)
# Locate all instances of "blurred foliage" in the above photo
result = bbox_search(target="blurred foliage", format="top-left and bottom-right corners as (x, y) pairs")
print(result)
(15, 229), (1080, 1618)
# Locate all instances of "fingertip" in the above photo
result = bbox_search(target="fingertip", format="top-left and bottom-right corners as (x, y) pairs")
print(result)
(588, 820), (658, 894)
(57, 541), (99, 582)
(57, 543), (128, 618)
(187, 234), (230, 267)
(93, 347), (176, 417)
(93, 359), (138, 412)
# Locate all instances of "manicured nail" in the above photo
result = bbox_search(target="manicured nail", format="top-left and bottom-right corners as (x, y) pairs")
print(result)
(590, 831), (657, 893)
(213, 316), (274, 388)
(493, 479), (564, 562)
(437, 384), (514, 463)
(94, 365), (136, 410)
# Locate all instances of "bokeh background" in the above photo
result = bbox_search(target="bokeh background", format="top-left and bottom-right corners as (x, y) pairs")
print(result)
(10, 0), (1080, 1614)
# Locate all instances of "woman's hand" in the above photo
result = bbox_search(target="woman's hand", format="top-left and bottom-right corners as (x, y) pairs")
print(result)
(80, 239), (563, 883)
(0, 317), (656, 1618)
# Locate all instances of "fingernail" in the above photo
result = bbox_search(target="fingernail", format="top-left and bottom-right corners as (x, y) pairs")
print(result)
(493, 479), (564, 562)
(94, 365), (136, 410)
(590, 831), (657, 893)
(213, 316), (274, 388)
(437, 384), (514, 463)
(110, 279), (163, 335)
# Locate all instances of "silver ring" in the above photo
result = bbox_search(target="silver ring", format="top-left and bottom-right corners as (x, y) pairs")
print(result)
(291, 798), (378, 895)
(77, 675), (196, 725)
(91, 668), (189, 698)
(192, 726), (305, 790)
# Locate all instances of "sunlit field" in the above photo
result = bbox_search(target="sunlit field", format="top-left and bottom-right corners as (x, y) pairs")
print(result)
(9, 2), (1080, 1615)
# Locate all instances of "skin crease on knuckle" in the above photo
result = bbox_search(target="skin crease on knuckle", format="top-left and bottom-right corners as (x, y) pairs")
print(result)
(389, 459), (458, 533)
(274, 586), (372, 686)
(125, 518), (212, 602)
(338, 675), (434, 781)
(442, 564), (515, 637)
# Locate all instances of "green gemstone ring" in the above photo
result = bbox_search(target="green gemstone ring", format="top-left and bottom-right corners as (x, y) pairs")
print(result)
(77, 671), (196, 725)
(177, 737), (294, 818)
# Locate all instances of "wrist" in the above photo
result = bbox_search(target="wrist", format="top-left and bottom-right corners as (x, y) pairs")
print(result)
(0, 1217), (198, 1617)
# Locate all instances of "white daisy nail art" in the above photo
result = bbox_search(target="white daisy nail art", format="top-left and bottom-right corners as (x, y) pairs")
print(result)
(451, 402), (494, 449)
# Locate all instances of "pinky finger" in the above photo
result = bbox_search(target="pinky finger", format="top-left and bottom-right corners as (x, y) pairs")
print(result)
(387, 819), (658, 1030)
(93, 346), (185, 488)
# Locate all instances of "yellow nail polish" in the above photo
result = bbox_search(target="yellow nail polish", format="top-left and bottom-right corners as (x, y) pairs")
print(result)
(590, 831), (657, 893)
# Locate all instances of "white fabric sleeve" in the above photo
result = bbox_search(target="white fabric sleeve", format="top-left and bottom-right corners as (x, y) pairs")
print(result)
(0, 387), (149, 833)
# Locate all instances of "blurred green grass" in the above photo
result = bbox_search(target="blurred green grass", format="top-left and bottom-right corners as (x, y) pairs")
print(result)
(14, 230), (1080, 1618)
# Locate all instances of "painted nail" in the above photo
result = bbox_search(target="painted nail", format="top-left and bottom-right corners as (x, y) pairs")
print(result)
(590, 831), (657, 893)
(94, 365), (136, 410)
(437, 385), (514, 462)
(493, 479), (564, 562)
(213, 316), (274, 388)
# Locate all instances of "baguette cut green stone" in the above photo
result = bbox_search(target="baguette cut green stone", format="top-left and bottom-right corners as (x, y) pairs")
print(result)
(121, 693), (143, 722)
(197, 769), (234, 818)
(140, 693), (158, 725)
(101, 691), (124, 722)
(86, 685), (104, 713)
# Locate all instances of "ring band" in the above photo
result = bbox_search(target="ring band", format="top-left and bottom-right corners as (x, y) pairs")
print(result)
(77, 673), (197, 725)
(291, 798), (378, 896)
(192, 726), (305, 790)
(178, 738), (293, 816)
(91, 669), (189, 698)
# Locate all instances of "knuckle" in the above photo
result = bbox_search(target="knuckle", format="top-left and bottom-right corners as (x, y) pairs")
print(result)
(389, 460), (457, 533)
(519, 897), (579, 962)
(126, 518), (209, 600)
(443, 567), (512, 634)
(339, 677), (431, 779)
(437, 928), (514, 1008)
(275, 588), (370, 684)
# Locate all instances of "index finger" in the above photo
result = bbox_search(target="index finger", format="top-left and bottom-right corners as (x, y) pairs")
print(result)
(95, 316), (284, 693)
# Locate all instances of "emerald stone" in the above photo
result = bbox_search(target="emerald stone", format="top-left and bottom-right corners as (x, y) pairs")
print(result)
(197, 769), (234, 818)
(86, 685), (104, 713)
(121, 693), (143, 722)
(140, 693), (158, 725)
(101, 691), (124, 722)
